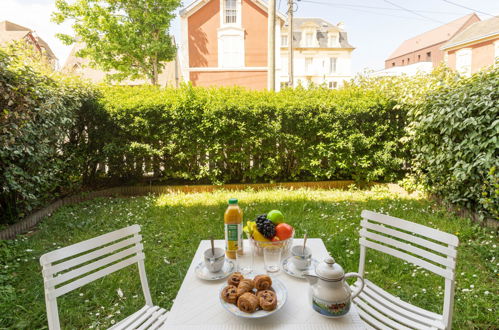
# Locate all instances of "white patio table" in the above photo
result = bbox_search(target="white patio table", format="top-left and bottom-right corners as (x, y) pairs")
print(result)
(160, 238), (365, 330)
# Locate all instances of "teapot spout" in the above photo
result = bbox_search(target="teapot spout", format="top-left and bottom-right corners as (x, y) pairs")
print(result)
(303, 273), (319, 285)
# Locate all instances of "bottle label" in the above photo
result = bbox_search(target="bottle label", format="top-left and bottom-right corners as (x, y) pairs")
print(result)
(225, 223), (242, 251)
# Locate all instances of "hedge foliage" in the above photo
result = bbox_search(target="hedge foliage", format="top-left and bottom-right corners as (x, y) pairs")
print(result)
(0, 49), (100, 224)
(99, 86), (406, 184)
(411, 68), (499, 219)
(1, 49), (497, 224)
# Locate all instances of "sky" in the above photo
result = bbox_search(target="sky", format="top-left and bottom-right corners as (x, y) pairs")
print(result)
(1, 0), (499, 74)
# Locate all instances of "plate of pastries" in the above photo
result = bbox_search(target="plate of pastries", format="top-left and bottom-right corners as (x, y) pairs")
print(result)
(219, 272), (287, 318)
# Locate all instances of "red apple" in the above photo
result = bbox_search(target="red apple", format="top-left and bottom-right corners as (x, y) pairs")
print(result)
(275, 223), (293, 240)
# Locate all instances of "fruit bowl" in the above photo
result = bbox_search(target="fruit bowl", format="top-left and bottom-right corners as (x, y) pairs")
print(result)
(248, 229), (295, 256)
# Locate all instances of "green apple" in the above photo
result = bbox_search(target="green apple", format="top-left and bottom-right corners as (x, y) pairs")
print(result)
(267, 210), (284, 225)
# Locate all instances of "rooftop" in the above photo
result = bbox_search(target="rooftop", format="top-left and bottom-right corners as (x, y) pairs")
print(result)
(282, 17), (354, 49)
(443, 16), (499, 50)
(387, 13), (479, 60)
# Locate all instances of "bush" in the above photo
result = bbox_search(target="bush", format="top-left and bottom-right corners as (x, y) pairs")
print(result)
(411, 67), (499, 218)
(0, 49), (99, 224)
(98, 85), (407, 184)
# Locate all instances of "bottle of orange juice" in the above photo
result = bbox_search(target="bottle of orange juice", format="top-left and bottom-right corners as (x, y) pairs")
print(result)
(224, 198), (243, 259)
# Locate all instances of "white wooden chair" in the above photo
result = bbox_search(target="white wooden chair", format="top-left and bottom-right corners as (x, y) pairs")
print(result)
(352, 210), (459, 330)
(40, 225), (168, 330)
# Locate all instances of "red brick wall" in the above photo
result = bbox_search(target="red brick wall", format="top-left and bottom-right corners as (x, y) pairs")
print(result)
(445, 38), (498, 73)
(190, 70), (267, 89)
(385, 42), (446, 68)
(471, 40), (497, 73)
(188, 0), (220, 67)
(242, 0), (268, 67)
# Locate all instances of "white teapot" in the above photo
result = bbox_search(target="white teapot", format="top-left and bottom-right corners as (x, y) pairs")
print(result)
(304, 256), (364, 318)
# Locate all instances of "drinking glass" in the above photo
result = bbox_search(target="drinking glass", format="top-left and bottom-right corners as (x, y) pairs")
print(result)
(263, 245), (282, 273)
(236, 243), (254, 275)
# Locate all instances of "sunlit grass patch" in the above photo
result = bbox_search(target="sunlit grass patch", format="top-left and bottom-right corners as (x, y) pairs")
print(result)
(0, 187), (496, 328)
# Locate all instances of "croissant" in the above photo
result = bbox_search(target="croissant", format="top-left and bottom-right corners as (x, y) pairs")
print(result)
(237, 292), (259, 313)
(254, 274), (272, 290)
(227, 272), (244, 286)
(257, 290), (277, 311)
(221, 285), (238, 304)
(236, 279), (255, 296)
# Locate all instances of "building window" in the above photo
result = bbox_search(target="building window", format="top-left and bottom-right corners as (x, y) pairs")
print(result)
(392, 62), (395, 67)
(407, 58), (410, 64)
(328, 81), (337, 89)
(418, 54), (421, 61)
(329, 57), (337, 74)
(328, 35), (338, 47)
(221, 35), (243, 67)
(402, 59), (405, 65)
(456, 48), (472, 76)
(225, 0), (237, 24)
(426, 51), (431, 61)
(305, 57), (313, 73)
(305, 32), (314, 47)
(281, 35), (288, 47)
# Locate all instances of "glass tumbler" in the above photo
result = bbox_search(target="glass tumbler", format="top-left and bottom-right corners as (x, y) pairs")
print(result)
(263, 244), (283, 273)
(236, 243), (254, 275)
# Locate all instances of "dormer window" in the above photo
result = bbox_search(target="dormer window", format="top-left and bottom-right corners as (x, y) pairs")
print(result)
(305, 32), (314, 47)
(327, 31), (339, 47)
(225, 0), (237, 24)
(328, 35), (338, 47)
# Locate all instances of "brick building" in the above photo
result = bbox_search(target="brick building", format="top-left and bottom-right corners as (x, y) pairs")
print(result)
(385, 14), (479, 69)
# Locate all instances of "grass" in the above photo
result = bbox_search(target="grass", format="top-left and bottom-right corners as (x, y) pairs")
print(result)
(0, 186), (497, 329)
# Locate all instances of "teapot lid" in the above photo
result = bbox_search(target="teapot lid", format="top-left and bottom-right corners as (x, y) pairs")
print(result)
(316, 256), (344, 281)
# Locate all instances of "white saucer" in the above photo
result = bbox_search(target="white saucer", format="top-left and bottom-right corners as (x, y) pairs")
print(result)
(281, 256), (319, 279)
(195, 259), (235, 280)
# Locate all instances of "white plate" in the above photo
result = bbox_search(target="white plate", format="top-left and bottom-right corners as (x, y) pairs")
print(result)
(219, 277), (287, 318)
(195, 259), (235, 281)
(281, 256), (319, 279)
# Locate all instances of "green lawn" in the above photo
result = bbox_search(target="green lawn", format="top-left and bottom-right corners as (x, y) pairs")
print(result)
(0, 187), (497, 329)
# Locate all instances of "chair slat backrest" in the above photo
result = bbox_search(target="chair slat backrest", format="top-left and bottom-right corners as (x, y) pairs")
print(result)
(358, 210), (458, 329)
(40, 225), (152, 330)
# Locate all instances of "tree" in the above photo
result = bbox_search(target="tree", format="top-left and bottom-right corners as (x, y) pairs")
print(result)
(52, 0), (181, 85)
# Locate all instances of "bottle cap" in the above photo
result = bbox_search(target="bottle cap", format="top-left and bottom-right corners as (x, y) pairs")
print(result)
(228, 198), (238, 204)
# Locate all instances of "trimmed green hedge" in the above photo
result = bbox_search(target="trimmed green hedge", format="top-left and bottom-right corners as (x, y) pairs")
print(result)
(99, 85), (406, 184)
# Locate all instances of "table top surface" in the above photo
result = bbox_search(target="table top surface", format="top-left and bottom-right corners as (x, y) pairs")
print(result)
(161, 238), (365, 330)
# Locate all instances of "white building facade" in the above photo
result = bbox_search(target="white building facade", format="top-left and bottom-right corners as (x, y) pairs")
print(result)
(280, 18), (354, 88)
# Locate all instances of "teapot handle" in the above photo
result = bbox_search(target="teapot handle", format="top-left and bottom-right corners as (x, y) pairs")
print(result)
(345, 272), (365, 300)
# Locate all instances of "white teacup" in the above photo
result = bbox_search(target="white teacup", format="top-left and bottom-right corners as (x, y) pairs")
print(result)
(291, 245), (312, 270)
(204, 247), (225, 273)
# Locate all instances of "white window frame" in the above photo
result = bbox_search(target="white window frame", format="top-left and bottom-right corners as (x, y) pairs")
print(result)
(281, 34), (288, 47)
(328, 81), (337, 89)
(327, 33), (339, 48)
(329, 57), (337, 74)
(221, 0), (242, 27)
(218, 0), (244, 68)
(218, 30), (245, 68)
(305, 32), (314, 47)
(456, 48), (472, 76)
(305, 57), (313, 74)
